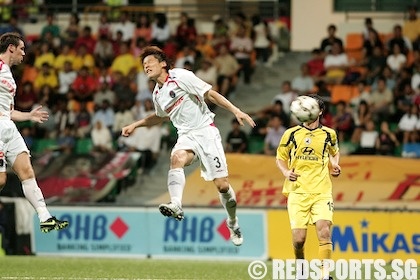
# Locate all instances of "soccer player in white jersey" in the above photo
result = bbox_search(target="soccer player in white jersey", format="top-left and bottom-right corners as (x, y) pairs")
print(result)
(0, 32), (69, 233)
(122, 46), (256, 246)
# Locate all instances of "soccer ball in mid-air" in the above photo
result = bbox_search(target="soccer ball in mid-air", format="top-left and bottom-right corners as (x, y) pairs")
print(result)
(290, 95), (321, 123)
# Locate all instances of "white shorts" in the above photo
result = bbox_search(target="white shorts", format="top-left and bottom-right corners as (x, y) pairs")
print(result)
(0, 119), (30, 172)
(172, 124), (228, 181)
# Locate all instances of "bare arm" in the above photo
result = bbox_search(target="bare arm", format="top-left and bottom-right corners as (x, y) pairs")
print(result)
(11, 106), (49, 123)
(205, 89), (256, 127)
(329, 152), (341, 177)
(121, 113), (169, 137)
(275, 158), (299, 181)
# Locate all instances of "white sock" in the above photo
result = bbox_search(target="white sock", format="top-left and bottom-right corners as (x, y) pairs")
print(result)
(219, 185), (237, 222)
(167, 168), (185, 207)
(22, 178), (52, 222)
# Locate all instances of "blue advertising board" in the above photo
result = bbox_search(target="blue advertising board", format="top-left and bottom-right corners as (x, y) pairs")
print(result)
(32, 207), (149, 257)
(148, 208), (267, 260)
(32, 207), (267, 259)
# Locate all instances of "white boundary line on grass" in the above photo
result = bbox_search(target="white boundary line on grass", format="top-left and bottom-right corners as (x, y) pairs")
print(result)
(1, 278), (173, 280)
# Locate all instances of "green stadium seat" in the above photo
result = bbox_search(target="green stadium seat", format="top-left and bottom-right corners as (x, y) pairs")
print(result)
(248, 137), (265, 154)
(32, 139), (58, 154)
(75, 138), (93, 155)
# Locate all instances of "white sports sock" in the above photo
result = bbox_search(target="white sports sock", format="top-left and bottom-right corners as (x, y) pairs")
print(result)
(219, 185), (237, 222)
(22, 178), (52, 222)
(167, 168), (185, 207)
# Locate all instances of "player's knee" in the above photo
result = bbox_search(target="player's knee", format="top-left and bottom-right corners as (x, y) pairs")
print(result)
(317, 225), (332, 240)
(214, 178), (229, 192)
(293, 240), (305, 250)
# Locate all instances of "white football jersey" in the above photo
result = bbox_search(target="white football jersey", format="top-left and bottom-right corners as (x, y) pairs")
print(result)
(153, 68), (214, 135)
(0, 61), (16, 119)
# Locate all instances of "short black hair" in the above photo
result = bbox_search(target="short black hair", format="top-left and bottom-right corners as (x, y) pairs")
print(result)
(310, 94), (326, 113)
(140, 46), (171, 71)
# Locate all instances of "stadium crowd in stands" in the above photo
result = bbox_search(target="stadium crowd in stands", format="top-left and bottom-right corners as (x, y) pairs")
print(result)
(1, 5), (420, 178)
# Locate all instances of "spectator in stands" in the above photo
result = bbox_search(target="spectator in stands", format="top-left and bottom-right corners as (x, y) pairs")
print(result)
(91, 120), (114, 153)
(111, 11), (135, 44)
(362, 28), (383, 59)
(112, 71), (136, 106)
(174, 44), (196, 69)
(387, 24), (411, 55)
(151, 12), (170, 48)
(371, 65), (396, 92)
(353, 119), (378, 155)
(97, 12), (112, 40)
(320, 24), (343, 54)
(34, 42), (55, 70)
(314, 80), (332, 104)
(230, 24), (254, 84)
(362, 17), (377, 41)
(53, 100), (76, 137)
(134, 13), (152, 43)
(412, 62), (420, 94)
(225, 118), (248, 153)
(93, 81), (115, 109)
(251, 14), (271, 65)
(92, 99), (115, 131)
(94, 34), (114, 68)
(119, 99), (162, 172)
(307, 49), (325, 79)
(74, 25), (97, 55)
(40, 12), (60, 45)
(15, 81), (37, 112)
(271, 80), (297, 114)
(214, 44), (240, 98)
(113, 101), (135, 139)
(370, 76), (394, 122)
(264, 114), (286, 156)
(213, 15), (229, 38)
(62, 12), (81, 48)
(176, 12), (197, 49)
(132, 37), (147, 58)
(21, 126), (34, 150)
(397, 104), (419, 144)
(34, 63), (58, 93)
(58, 60), (77, 97)
(1, 14), (24, 36)
(72, 66), (97, 108)
(386, 44), (407, 74)
(195, 34), (216, 59)
(32, 92), (55, 138)
(292, 63), (314, 94)
(72, 44), (95, 72)
(195, 58), (218, 90)
(54, 43), (75, 71)
(323, 41), (349, 84)
(376, 121), (399, 155)
(110, 42), (140, 77)
(350, 80), (372, 108)
(350, 100), (372, 144)
(403, 6), (420, 45)
(332, 101), (354, 143)
(228, 12), (251, 38)
(57, 125), (76, 154)
(365, 45), (387, 85)
(75, 101), (92, 138)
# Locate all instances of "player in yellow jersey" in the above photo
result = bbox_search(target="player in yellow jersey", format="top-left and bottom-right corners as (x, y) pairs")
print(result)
(275, 95), (341, 280)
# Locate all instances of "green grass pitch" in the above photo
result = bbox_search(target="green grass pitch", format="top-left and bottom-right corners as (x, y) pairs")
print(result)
(0, 256), (417, 279)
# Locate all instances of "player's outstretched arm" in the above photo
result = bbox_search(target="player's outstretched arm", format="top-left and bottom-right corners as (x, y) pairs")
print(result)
(11, 106), (49, 123)
(329, 152), (341, 177)
(205, 89), (256, 128)
(121, 113), (168, 137)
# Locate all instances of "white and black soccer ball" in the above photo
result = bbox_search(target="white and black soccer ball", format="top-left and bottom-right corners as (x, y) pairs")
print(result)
(290, 95), (321, 123)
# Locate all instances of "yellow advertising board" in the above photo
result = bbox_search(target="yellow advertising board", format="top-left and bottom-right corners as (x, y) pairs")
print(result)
(268, 210), (420, 262)
(150, 154), (420, 209)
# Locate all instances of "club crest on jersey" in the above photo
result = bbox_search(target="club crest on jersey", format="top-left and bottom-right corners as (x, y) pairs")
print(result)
(304, 137), (311, 145)
(169, 90), (176, 98)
